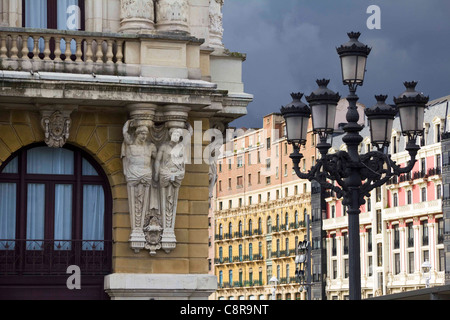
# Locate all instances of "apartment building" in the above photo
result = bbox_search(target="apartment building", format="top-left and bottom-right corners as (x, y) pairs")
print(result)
(211, 113), (316, 300)
(322, 96), (448, 300)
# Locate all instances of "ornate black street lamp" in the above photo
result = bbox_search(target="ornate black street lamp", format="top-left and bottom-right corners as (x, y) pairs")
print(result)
(280, 32), (429, 300)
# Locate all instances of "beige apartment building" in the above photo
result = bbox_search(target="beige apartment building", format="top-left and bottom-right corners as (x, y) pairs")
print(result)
(210, 113), (317, 300)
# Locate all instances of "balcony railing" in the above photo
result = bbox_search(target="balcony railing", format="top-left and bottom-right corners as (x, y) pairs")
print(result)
(0, 239), (111, 276)
(0, 28), (127, 76)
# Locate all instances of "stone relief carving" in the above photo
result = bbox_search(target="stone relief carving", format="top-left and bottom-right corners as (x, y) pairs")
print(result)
(119, 0), (155, 32)
(122, 120), (159, 253)
(155, 128), (186, 253)
(209, 0), (224, 48)
(40, 110), (73, 148)
(122, 106), (188, 255)
(155, 0), (189, 32)
(121, 0), (155, 20)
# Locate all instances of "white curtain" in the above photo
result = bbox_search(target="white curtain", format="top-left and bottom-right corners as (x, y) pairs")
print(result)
(25, 0), (47, 28)
(1, 157), (18, 174)
(26, 184), (45, 250)
(0, 183), (16, 250)
(25, 0), (47, 53)
(27, 147), (74, 175)
(54, 184), (72, 250)
(82, 158), (98, 176)
(82, 185), (105, 250)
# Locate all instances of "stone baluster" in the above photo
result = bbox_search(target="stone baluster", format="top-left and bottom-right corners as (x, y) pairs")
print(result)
(54, 36), (62, 62)
(106, 39), (114, 64)
(75, 37), (83, 62)
(64, 38), (72, 61)
(95, 40), (103, 63)
(43, 36), (51, 61)
(32, 37), (40, 60)
(116, 40), (124, 64)
(85, 39), (93, 62)
(10, 34), (18, 58)
(0, 34), (7, 58)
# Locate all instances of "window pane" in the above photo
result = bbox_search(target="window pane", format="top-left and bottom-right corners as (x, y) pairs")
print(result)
(1, 157), (18, 174)
(57, 0), (80, 30)
(54, 184), (73, 250)
(82, 158), (98, 176)
(0, 183), (16, 250)
(25, 0), (47, 28)
(82, 185), (105, 250)
(26, 184), (45, 250)
(27, 147), (74, 175)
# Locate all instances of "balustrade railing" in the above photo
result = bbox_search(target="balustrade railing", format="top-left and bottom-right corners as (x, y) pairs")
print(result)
(0, 239), (111, 276)
(0, 28), (126, 75)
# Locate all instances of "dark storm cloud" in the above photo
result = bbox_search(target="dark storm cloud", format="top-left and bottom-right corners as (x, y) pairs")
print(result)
(222, 0), (450, 129)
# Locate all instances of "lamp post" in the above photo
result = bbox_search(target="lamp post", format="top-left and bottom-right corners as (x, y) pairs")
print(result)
(280, 32), (429, 300)
(295, 214), (311, 300)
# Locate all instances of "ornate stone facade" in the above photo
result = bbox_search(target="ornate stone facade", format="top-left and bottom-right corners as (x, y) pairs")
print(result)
(121, 104), (189, 255)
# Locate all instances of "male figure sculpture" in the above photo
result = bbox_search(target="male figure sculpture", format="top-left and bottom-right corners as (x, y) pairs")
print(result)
(122, 120), (158, 252)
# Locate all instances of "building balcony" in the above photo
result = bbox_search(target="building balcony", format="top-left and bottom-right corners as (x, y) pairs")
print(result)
(0, 27), (205, 79)
(384, 199), (442, 220)
(0, 239), (111, 276)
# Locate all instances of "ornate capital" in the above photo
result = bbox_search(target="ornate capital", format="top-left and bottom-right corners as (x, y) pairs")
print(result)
(119, 0), (155, 33)
(155, 0), (189, 33)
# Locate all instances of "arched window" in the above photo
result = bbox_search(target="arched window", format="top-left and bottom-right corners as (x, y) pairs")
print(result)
(238, 220), (243, 237)
(0, 145), (111, 271)
(248, 219), (253, 236)
(228, 222), (232, 237)
(267, 217), (272, 234)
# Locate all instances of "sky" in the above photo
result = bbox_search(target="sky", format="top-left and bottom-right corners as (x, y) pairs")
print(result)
(222, 0), (450, 129)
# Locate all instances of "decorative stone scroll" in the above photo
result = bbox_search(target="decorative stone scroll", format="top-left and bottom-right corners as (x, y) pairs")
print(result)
(40, 106), (76, 148)
(122, 104), (189, 255)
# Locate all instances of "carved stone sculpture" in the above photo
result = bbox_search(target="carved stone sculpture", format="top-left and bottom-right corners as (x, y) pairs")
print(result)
(209, 0), (224, 48)
(154, 128), (186, 253)
(155, 0), (189, 33)
(122, 120), (158, 253)
(119, 0), (155, 33)
(41, 110), (72, 148)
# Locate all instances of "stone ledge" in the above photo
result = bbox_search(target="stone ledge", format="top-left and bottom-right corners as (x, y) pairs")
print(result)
(104, 273), (217, 300)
